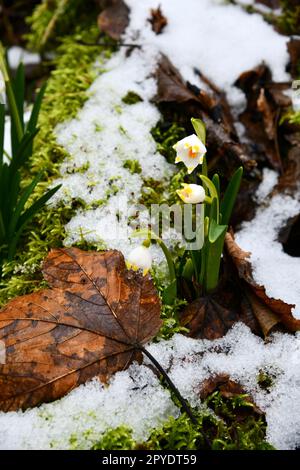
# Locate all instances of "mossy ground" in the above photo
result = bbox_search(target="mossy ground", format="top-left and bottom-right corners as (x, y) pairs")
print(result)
(90, 392), (274, 451)
(0, 1), (274, 450)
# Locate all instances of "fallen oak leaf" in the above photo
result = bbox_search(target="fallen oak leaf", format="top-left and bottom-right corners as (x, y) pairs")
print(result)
(225, 232), (300, 332)
(0, 248), (162, 411)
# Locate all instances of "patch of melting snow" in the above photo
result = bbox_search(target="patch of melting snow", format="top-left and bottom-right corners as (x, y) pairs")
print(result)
(51, 49), (176, 262)
(236, 170), (300, 319)
(0, 324), (299, 449)
(125, 0), (289, 106)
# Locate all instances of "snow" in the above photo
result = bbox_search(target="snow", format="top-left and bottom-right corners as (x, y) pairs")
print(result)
(51, 49), (176, 262)
(236, 170), (300, 318)
(0, 324), (299, 449)
(125, 0), (289, 105)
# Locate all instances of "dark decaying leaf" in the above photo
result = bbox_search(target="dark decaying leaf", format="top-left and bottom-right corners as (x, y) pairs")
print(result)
(148, 6), (168, 35)
(276, 129), (300, 193)
(180, 277), (260, 340)
(199, 373), (264, 419)
(180, 296), (237, 340)
(0, 248), (161, 411)
(235, 64), (291, 172)
(287, 38), (300, 79)
(154, 55), (255, 172)
(97, 0), (129, 40)
(225, 232), (300, 332)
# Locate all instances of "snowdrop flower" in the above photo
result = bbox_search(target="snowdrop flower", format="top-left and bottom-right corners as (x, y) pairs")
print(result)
(173, 134), (206, 174)
(126, 245), (152, 276)
(177, 183), (205, 204)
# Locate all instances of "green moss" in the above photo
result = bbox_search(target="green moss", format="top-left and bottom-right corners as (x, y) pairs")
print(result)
(122, 91), (143, 105)
(123, 159), (142, 174)
(150, 392), (273, 450)
(90, 392), (273, 450)
(151, 121), (186, 164)
(257, 371), (274, 391)
(277, 0), (300, 35)
(25, 0), (99, 52)
(92, 427), (136, 450)
(0, 24), (108, 307)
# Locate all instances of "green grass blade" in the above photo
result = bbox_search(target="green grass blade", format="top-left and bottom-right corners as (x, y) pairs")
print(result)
(8, 172), (42, 238)
(17, 184), (61, 230)
(205, 222), (228, 293)
(212, 173), (220, 199)
(26, 83), (46, 134)
(220, 166), (243, 225)
(10, 129), (39, 175)
(191, 117), (206, 144)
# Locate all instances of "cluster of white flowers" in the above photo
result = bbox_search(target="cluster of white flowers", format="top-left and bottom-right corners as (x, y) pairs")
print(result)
(126, 133), (206, 274)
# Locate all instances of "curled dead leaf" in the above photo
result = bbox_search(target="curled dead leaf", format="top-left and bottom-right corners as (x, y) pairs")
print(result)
(0, 248), (161, 411)
(148, 6), (167, 35)
(225, 232), (300, 332)
(199, 373), (264, 419)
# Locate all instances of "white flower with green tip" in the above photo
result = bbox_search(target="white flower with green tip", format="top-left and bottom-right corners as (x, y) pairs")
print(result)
(173, 134), (206, 174)
(126, 245), (152, 276)
(177, 183), (206, 204)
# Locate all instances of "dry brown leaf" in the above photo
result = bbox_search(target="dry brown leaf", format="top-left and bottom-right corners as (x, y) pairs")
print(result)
(235, 65), (289, 172)
(148, 6), (167, 35)
(0, 248), (161, 411)
(97, 0), (129, 40)
(154, 55), (255, 172)
(199, 373), (264, 418)
(180, 296), (237, 340)
(225, 232), (300, 332)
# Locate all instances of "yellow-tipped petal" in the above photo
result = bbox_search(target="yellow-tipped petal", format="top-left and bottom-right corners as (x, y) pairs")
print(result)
(175, 156), (181, 163)
(187, 167), (194, 174)
(126, 261), (131, 270)
(143, 268), (149, 276)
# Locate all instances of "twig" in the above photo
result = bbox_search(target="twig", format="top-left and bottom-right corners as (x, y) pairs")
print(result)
(138, 344), (197, 424)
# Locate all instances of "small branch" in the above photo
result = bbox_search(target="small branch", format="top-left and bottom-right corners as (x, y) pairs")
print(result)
(139, 344), (197, 424)
(75, 40), (141, 49)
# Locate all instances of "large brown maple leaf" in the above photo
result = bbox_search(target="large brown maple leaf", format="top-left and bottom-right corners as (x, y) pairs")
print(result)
(0, 248), (161, 411)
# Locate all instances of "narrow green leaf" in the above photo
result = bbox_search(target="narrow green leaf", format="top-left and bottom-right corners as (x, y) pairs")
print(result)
(205, 222), (228, 293)
(8, 172), (42, 238)
(221, 166), (243, 225)
(209, 197), (219, 224)
(10, 128), (39, 175)
(208, 219), (227, 244)
(199, 174), (218, 201)
(26, 83), (46, 134)
(16, 184), (61, 230)
(191, 118), (206, 144)
(182, 257), (194, 281)
(212, 173), (220, 199)
(162, 279), (177, 305)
